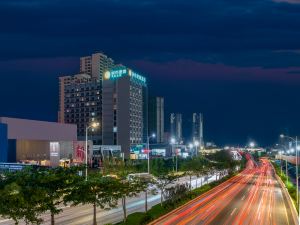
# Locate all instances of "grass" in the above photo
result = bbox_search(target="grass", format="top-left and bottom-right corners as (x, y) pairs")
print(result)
(115, 172), (238, 225)
(272, 161), (298, 212)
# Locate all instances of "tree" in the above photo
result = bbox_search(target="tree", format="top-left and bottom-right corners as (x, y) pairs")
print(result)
(0, 169), (45, 225)
(181, 157), (209, 190)
(156, 173), (178, 206)
(64, 173), (120, 225)
(102, 158), (143, 222)
(118, 177), (142, 222)
(135, 175), (157, 212)
(36, 166), (81, 225)
(181, 159), (196, 191)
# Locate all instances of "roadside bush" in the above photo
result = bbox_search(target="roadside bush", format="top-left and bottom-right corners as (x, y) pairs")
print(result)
(164, 183), (189, 208)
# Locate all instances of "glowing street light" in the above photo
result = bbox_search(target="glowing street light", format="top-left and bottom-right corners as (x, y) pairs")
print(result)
(170, 138), (177, 172)
(249, 142), (255, 148)
(147, 133), (156, 174)
(85, 122), (100, 181)
(170, 137), (176, 145)
(194, 141), (200, 157)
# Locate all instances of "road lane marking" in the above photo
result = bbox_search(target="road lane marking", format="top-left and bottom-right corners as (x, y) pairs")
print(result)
(231, 208), (237, 216)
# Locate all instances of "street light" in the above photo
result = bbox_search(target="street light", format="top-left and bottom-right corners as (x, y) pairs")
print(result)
(280, 134), (299, 210)
(249, 142), (255, 148)
(194, 141), (200, 157)
(279, 150), (283, 175)
(170, 138), (176, 145)
(85, 122), (99, 181)
(147, 133), (156, 174)
(170, 138), (177, 172)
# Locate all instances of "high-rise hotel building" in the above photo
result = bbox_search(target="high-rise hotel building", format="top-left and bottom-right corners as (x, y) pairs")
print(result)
(102, 66), (148, 158)
(58, 53), (114, 144)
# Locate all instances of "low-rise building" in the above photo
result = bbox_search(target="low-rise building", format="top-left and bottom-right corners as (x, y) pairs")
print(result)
(0, 117), (82, 166)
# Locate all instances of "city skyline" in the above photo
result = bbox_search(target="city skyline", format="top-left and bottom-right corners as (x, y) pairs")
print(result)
(1, 0), (300, 146)
(0, 1), (299, 225)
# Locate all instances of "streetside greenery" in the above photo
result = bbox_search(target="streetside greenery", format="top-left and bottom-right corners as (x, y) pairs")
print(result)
(0, 150), (243, 225)
(114, 172), (239, 225)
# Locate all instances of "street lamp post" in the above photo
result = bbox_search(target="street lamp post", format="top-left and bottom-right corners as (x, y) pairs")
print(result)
(189, 143), (194, 157)
(147, 133), (156, 174)
(280, 134), (299, 209)
(279, 151), (283, 176)
(249, 142), (255, 149)
(194, 141), (199, 157)
(85, 122), (99, 181)
(286, 158), (288, 183)
(171, 138), (176, 172)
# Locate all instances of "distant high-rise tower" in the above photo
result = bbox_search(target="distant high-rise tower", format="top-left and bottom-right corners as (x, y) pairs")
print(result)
(148, 97), (164, 143)
(170, 113), (182, 143)
(80, 52), (114, 79)
(192, 113), (204, 148)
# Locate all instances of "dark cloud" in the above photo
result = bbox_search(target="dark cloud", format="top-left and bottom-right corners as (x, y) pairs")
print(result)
(0, 0), (300, 67)
(1, 0), (300, 145)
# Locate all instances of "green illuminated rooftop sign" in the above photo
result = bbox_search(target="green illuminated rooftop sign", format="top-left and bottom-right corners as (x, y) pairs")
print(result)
(104, 68), (146, 84)
(129, 70), (146, 83)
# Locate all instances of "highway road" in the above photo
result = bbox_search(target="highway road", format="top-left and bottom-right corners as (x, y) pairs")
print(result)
(152, 158), (298, 225)
(0, 174), (219, 225)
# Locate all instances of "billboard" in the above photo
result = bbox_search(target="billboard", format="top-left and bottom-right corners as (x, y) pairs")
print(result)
(73, 141), (93, 164)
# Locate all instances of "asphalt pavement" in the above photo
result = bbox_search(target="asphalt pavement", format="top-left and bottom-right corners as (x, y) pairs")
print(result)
(151, 158), (298, 225)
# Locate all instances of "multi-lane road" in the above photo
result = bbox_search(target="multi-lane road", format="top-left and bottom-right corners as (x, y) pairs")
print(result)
(152, 158), (298, 225)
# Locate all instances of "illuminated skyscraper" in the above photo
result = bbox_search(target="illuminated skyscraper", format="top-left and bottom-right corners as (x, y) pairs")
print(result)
(102, 66), (148, 158)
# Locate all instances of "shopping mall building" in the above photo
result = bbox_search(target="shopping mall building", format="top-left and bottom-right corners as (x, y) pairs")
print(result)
(0, 117), (90, 167)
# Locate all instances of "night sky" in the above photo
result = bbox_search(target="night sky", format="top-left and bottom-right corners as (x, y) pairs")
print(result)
(1, 0), (300, 147)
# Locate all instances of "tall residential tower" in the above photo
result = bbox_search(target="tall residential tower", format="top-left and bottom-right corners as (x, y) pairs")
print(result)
(58, 52), (114, 144)
(80, 52), (114, 79)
